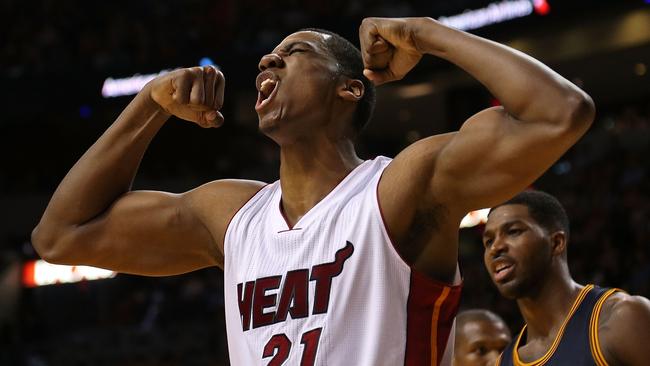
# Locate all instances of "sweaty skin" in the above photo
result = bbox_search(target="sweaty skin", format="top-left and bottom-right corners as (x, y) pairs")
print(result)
(483, 204), (650, 365)
(32, 18), (594, 287)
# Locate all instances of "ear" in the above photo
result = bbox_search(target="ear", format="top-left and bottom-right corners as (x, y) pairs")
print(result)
(338, 79), (364, 102)
(550, 231), (567, 257)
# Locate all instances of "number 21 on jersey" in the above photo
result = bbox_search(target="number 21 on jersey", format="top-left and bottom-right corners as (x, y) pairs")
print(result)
(263, 327), (322, 366)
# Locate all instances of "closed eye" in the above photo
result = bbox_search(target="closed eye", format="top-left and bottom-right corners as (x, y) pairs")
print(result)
(288, 48), (307, 55)
(471, 345), (488, 355)
(508, 228), (523, 236)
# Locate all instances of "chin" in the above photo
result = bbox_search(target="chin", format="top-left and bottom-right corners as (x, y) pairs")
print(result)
(259, 122), (295, 146)
(495, 280), (525, 300)
(258, 114), (281, 134)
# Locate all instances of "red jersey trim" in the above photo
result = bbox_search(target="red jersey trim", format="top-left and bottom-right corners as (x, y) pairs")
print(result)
(405, 268), (462, 366)
(374, 158), (463, 364)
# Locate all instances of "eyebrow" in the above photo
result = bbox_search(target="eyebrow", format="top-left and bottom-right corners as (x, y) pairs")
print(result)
(483, 219), (525, 238)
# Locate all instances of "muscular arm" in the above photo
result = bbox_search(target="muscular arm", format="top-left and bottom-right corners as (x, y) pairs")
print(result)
(31, 67), (261, 275)
(359, 18), (594, 279)
(411, 18), (594, 210)
(599, 293), (650, 365)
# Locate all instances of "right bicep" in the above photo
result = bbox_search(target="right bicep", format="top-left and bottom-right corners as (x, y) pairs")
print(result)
(55, 190), (220, 276)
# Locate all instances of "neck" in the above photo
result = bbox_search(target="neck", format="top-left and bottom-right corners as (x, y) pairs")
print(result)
(516, 263), (582, 340)
(278, 136), (362, 227)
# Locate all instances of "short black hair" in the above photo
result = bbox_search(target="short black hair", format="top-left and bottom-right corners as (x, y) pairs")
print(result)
(301, 28), (376, 134)
(456, 309), (508, 328)
(490, 190), (570, 240)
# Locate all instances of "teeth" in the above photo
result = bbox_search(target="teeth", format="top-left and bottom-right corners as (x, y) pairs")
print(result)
(260, 79), (276, 98)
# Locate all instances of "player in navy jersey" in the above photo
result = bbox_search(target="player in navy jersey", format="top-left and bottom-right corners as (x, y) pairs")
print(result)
(483, 190), (650, 366)
(453, 309), (511, 366)
(33, 17), (595, 365)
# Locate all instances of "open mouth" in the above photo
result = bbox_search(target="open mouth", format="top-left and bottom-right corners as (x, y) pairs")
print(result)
(255, 71), (279, 111)
(493, 262), (515, 282)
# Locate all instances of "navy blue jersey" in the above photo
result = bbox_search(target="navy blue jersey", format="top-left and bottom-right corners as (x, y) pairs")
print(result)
(497, 284), (621, 366)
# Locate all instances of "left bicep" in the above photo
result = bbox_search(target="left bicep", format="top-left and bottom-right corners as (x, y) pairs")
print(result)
(431, 107), (580, 211)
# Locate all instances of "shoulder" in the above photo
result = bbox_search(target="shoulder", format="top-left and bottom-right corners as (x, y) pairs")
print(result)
(183, 179), (268, 214)
(597, 291), (650, 365)
(188, 179), (268, 198)
(600, 291), (650, 327)
(379, 132), (463, 228)
(390, 132), (457, 171)
(182, 179), (267, 239)
(599, 292), (650, 329)
(382, 132), (457, 205)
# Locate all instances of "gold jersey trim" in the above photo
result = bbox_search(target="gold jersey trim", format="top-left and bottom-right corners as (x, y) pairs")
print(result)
(511, 284), (594, 366)
(589, 288), (622, 366)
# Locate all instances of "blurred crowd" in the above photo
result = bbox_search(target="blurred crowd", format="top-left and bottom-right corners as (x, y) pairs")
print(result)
(1, 0), (481, 80)
(0, 0), (648, 364)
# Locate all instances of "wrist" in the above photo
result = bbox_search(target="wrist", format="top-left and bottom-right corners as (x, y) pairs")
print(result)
(137, 83), (172, 119)
(410, 17), (451, 57)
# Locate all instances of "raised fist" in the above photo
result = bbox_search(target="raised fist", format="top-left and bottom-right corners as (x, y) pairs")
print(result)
(147, 66), (225, 128)
(359, 17), (427, 85)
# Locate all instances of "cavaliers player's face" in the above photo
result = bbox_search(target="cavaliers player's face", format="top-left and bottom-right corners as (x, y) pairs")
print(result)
(482, 204), (553, 299)
(454, 318), (511, 366)
(255, 31), (342, 144)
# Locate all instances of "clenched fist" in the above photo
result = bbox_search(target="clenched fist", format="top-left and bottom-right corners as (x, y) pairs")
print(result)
(147, 66), (225, 128)
(359, 17), (429, 85)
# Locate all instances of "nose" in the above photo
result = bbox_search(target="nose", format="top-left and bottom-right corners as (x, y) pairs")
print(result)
(488, 236), (508, 258)
(258, 53), (284, 71)
(484, 350), (502, 365)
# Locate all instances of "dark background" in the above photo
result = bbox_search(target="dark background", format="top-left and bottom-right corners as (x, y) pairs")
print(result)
(1, 0), (649, 365)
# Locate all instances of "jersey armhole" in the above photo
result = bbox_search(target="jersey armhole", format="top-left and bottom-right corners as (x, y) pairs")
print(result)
(223, 183), (270, 263)
(589, 288), (623, 366)
(373, 164), (462, 290)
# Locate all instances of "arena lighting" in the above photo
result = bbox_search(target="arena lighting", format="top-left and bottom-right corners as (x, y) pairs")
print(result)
(102, 58), (219, 98)
(460, 208), (490, 228)
(22, 260), (117, 287)
(397, 82), (435, 98)
(438, 0), (550, 32)
(102, 69), (171, 98)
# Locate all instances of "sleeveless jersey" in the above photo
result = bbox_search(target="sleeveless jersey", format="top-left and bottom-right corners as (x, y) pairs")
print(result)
(497, 284), (621, 366)
(224, 156), (462, 366)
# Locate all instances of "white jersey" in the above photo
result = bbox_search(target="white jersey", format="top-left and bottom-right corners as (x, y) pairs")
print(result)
(224, 156), (461, 366)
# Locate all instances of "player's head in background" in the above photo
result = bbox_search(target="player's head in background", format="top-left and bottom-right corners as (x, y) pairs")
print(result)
(256, 29), (376, 145)
(453, 309), (512, 366)
(483, 190), (571, 300)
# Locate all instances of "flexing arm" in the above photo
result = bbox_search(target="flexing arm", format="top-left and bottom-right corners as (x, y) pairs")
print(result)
(361, 17), (594, 212)
(599, 293), (650, 365)
(32, 67), (258, 275)
(359, 18), (594, 278)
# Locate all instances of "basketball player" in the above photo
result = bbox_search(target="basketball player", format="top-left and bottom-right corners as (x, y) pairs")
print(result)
(453, 309), (512, 366)
(32, 17), (594, 365)
(483, 191), (650, 365)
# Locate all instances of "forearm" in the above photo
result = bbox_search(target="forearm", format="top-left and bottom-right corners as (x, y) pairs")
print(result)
(36, 87), (170, 232)
(413, 18), (593, 124)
